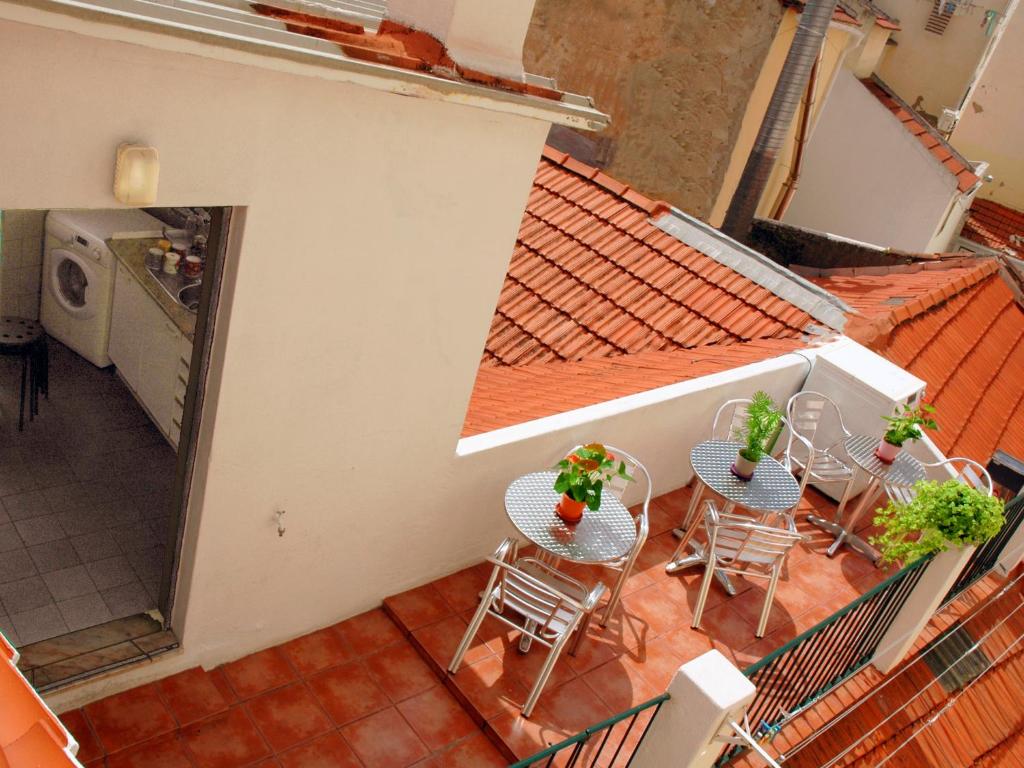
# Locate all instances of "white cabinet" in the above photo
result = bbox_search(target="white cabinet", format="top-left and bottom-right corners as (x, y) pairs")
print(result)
(109, 262), (190, 446)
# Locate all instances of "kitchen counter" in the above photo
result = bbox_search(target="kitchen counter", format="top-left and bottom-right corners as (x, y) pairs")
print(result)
(107, 238), (196, 341)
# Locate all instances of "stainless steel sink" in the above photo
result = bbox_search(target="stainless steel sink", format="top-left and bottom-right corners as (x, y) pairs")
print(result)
(178, 284), (201, 312)
(145, 264), (201, 313)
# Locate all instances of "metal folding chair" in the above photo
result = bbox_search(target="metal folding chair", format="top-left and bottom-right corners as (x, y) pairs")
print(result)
(691, 502), (803, 638)
(448, 538), (605, 717)
(885, 457), (994, 504)
(785, 391), (856, 520)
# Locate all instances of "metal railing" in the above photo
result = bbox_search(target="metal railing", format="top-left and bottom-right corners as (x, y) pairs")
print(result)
(943, 493), (1024, 606)
(717, 555), (931, 764)
(509, 692), (669, 768)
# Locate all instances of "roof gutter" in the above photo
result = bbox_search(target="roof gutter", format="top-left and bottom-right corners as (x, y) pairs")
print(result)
(722, 0), (839, 241)
(4, 0), (609, 131)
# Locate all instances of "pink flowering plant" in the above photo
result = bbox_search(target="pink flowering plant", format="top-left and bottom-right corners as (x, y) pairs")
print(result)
(554, 443), (634, 511)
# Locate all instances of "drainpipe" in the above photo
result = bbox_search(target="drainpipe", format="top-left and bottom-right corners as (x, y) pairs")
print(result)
(721, 0), (839, 242)
(770, 50), (820, 220)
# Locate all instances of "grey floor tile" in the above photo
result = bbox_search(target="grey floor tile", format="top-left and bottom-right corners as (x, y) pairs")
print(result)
(42, 565), (96, 601)
(10, 603), (68, 645)
(85, 556), (137, 590)
(100, 581), (152, 620)
(14, 514), (65, 546)
(126, 547), (164, 582)
(110, 523), (160, 553)
(0, 613), (20, 647)
(0, 575), (53, 614)
(29, 462), (77, 491)
(56, 508), (111, 537)
(0, 548), (36, 585)
(42, 483), (89, 514)
(56, 592), (112, 632)
(0, 506), (10, 525)
(0, 522), (23, 553)
(71, 530), (122, 563)
(28, 538), (81, 574)
(1, 490), (52, 521)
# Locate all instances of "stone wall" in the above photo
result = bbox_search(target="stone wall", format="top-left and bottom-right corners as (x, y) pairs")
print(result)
(524, 0), (784, 219)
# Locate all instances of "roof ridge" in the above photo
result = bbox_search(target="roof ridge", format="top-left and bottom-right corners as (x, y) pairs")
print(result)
(540, 145), (670, 216)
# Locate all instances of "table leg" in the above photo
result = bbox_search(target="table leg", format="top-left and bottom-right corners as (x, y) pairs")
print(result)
(665, 500), (737, 596)
(672, 480), (706, 539)
(807, 475), (883, 564)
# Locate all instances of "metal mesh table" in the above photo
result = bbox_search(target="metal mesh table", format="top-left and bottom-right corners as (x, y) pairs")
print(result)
(807, 434), (926, 563)
(666, 440), (801, 591)
(505, 472), (636, 565)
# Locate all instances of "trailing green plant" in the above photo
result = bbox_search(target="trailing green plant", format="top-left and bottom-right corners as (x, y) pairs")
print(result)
(882, 403), (938, 447)
(734, 391), (784, 463)
(871, 479), (1005, 564)
(554, 443), (634, 511)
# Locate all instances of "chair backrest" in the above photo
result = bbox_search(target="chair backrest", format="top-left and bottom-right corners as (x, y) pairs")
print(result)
(932, 457), (994, 495)
(704, 503), (801, 569)
(482, 538), (583, 642)
(711, 399), (752, 442)
(786, 391), (851, 450)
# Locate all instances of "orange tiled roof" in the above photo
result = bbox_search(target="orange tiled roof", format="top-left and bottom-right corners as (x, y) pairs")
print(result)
(873, 15), (901, 30)
(461, 148), (820, 436)
(833, 6), (863, 25)
(962, 198), (1024, 255)
(812, 260), (1024, 463)
(861, 78), (980, 193)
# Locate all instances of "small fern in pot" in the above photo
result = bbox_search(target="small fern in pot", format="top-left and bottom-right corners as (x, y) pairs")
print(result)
(731, 391), (784, 480)
(871, 479), (1004, 565)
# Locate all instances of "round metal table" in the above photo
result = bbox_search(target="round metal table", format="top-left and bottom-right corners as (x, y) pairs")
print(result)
(666, 440), (801, 591)
(807, 434), (925, 563)
(504, 471), (636, 565)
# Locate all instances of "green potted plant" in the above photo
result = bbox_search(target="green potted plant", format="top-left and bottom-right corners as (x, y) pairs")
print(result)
(872, 479), (1004, 564)
(876, 403), (938, 463)
(731, 391), (784, 480)
(553, 443), (634, 524)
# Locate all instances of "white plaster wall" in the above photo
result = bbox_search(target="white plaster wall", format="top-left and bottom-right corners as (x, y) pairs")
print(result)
(0, 9), (551, 671)
(784, 69), (961, 251)
(953, 13), (1024, 210)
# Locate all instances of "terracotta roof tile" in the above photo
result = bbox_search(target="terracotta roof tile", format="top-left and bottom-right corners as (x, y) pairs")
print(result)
(461, 148), (821, 435)
(813, 261), (1024, 463)
(962, 198), (1024, 255)
(861, 77), (980, 193)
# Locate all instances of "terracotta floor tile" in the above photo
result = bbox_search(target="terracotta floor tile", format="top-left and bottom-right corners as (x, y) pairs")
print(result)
(84, 682), (177, 753)
(413, 614), (493, 673)
(486, 710), (566, 762)
(334, 608), (404, 657)
(278, 731), (363, 768)
(397, 686), (478, 752)
(450, 654), (531, 721)
(531, 677), (613, 735)
(308, 660), (391, 725)
(156, 667), (230, 726)
(484, 626), (578, 694)
(181, 708), (270, 768)
(435, 732), (507, 767)
(433, 564), (489, 614)
(340, 708), (429, 768)
(246, 682), (332, 752)
(59, 709), (104, 763)
(581, 658), (660, 712)
(384, 584), (453, 632)
(105, 733), (192, 768)
(658, 625), (715, 665)
(694, 599), (760, 646)
(620, 582), (690, 637)
(221, 647), (297, 700)
(208, 668), (239, 705)
(281, 627), (357, 677)
(365, 642), (439, 703)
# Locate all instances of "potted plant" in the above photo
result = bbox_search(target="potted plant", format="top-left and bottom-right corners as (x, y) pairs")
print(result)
(876, 403), (938, 463)
(871, 479), (1004, 565)
(731, 391), (783, 480)
(553, 443), (634, 524)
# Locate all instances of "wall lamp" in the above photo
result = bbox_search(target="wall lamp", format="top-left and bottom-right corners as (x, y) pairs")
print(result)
(113, 143), (160, 205)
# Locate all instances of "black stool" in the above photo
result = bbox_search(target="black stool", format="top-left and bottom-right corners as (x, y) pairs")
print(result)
(0, 317), (48, 431)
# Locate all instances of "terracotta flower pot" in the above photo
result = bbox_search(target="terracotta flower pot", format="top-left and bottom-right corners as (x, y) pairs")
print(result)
(731, 451), (758, 481)
(875, 438), (901, 464)
(556, 493), (586, 524)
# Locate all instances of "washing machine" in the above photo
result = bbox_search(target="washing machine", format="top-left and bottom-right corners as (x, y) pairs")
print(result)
(41, 209), (163, 367)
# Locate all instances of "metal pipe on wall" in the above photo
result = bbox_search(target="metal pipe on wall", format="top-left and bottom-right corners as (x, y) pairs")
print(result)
(721, 0), (839, 242)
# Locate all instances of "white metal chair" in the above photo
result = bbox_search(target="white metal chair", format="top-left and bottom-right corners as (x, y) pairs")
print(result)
(885, 457), (994, 504)
(691, 501), (803, 638)
(712, 398), (753, 441)
(784, 391), (857, 519)
(448, 538), (605, 718)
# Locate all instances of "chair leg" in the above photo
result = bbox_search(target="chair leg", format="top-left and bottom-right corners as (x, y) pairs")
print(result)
(448, 597), (490, 674)
(758, 567), (783, 638)
(17, 354), (27, 431)
(523, 634), (569, 718)
(690, 555), (717, 631)
(569, 612), (593, 657)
